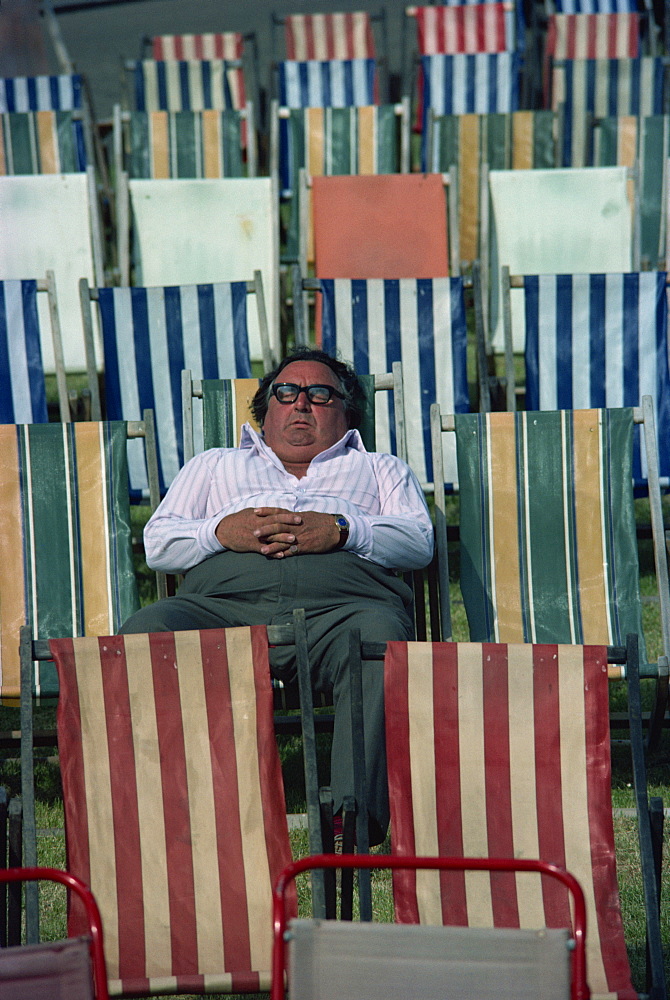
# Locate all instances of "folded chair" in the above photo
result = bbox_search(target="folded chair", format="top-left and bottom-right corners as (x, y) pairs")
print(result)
(501, 269), (670, 490)
(0, 109), (87, 174)
(20, 623), (302, 989)
(483, 165), (635, 351)
(430, 400), (670, 747)
(382, 636), (666, 999)
(0, 413), (164, 704)
(0, 171), (105, 373)
(294, 275), (470, 488)
(306, 171), (459, 281)
(81, 275), (267, 493)
(0, 271), (70, 423)
(426, 110), (558, 267)
(270, 100), (410, 265)
(272, 853), (589, 1000)
(115, 173), (280, 363)
(550, 56), (666, 167)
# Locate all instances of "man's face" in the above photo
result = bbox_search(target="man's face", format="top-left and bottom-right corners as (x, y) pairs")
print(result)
(261, 360), (350, 467)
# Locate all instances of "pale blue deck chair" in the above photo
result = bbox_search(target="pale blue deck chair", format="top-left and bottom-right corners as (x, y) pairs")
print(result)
(502, 267), (670, 490)
(80, 274), (268, 495)
(314, 275), (470, 488)
(0, 272), (70, 423)
(276, 58), (378, 108)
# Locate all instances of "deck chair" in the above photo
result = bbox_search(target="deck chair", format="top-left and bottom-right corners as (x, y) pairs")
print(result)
(275, 58), (379, 109)
(430, 400), (670, 747)
(483, 165), (635, 352)
(427, 110), (558, 266)
(270, 100), (410, 265)
(382, 637), (666, 999)
(81, 275), (266, 493)
(501, 269), (670, 490)
(543, 12), (644, 103)
(0, 171), (105, 374)
(19, 623), (302, 988)
(591, 114), (667, 269)
(306, 171), (459, 281)
(116, 174), (280, 364)
(0, 110), (87, 174)
(417, 52), (522, 168)
(0, 271), (70, 423)
(0, 867), (108, 999)
(0, 73), (95, 170)
(295, 275), (470, 488)
(272, 854), (589, 1000)
(113, 106), (256, 181)
(550, 56), (666, 166)
(126, 58), (238, 112)
(274, 10), (382, 60)
(0, 413), (164, 704)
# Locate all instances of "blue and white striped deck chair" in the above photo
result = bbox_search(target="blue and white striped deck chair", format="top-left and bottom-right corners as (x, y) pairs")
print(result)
(0, 272), (70, 423)
(550, 56), (666, 166)
(82, 276), (264, 496)
(128, 59), (235, 112)
(276, 58), (378, 108)
(0, 73), (92, 172)
(510, 269), (670, 489)
(419, 52), (521, 168)
(320, 276), (470, 488)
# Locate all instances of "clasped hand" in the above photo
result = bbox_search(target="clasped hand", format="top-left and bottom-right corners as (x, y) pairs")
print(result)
(214, 507), (340, 558)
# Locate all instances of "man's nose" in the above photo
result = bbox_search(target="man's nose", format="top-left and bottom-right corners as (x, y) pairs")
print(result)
(293, 389), (312, 408)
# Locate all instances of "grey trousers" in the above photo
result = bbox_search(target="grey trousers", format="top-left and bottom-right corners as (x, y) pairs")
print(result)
(120, 550), (415, 843)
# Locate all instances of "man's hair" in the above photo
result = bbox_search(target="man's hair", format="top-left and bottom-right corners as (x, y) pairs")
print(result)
(251, 347), (366, 429)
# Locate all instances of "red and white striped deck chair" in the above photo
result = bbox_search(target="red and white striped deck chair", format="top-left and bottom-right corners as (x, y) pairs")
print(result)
(50, 627), (296, 996)
(150, 33), (247, 112)
(284, 12), (377, 60)
(384, 639), (666, 999)
(543, 13), (641, 102)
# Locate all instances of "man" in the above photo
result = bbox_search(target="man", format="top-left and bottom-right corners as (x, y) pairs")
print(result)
(121, 347), (433, 844)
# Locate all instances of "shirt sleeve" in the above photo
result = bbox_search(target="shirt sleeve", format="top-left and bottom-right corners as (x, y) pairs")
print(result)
(343, 453), (434, 571)
(143, 451), (228, 573)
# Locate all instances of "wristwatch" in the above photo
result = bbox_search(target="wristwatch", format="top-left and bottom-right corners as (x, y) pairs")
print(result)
(333, 514), (350, 550)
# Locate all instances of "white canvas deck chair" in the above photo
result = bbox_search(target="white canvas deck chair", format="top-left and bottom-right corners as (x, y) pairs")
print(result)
(0, 271), (70, 423)
(116, 174), (280, 365)
(550, 56), (667, 166)
(483, 165), (635, 352)
(0, 171), (105, 378)
(502, 269), (670, 491)
(313, 275), (470, 489)
(81, 274), (267, 494)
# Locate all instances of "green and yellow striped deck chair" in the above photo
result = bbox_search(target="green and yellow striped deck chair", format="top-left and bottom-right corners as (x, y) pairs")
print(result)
(427, 110), (558, 266)
(431, 402), (670, 745)
(0, 110), (87, 174)
(0, 415), (162, 702)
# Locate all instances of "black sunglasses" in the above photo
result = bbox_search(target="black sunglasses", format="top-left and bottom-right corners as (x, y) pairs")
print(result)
(271, 383), (345, 405)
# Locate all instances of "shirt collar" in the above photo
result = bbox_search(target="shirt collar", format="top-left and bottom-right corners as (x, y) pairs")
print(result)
(239, 422), (367, 465)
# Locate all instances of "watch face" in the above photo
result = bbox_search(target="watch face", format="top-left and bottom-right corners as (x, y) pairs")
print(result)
(335, 516), (349, 529)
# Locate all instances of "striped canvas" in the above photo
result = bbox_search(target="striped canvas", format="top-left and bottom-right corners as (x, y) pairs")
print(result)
(0, 110), (86, 174)
(547, 12), (640, 58)
(200, 377), (260, 452)
(150, 33), (246, 110)
(0, 421), (138, 701)
(428, 110), (557, 252)
(132, 60), (234, 112)
(279, 104), (403, 262)
(97, 283), (252, 494)
(551, 57), (665, 166)
(553, 0), (640, 12)
(320, 277), (470, 485)
(0, 279), (48, 423)
(0, 74), (83, 112)
(126, 110), (246, 178)
(277, 59), (377, 108)
(454, 408), (645, 655)
(385, 640), (636, 1000)
(52, 627), (295, 995)
(415, 3), (514, 53)
(285, 12), (376, 59)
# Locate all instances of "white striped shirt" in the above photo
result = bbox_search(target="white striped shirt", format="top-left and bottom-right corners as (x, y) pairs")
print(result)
(145, 424), (434, 573)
